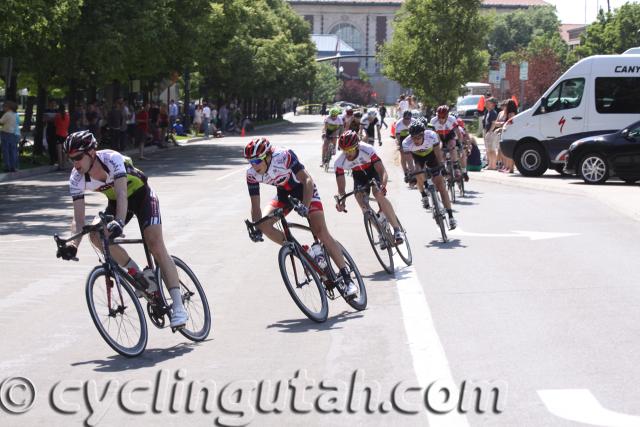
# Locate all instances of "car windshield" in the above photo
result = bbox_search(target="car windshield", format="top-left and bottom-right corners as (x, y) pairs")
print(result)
(628, 122), (640, 139)
(458, 96), (481, 106)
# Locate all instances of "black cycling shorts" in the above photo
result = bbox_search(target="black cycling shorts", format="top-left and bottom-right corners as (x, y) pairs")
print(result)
(411, 152), (441, 176)
(105, 186), (161, 231)
(352, 167), (381, 195)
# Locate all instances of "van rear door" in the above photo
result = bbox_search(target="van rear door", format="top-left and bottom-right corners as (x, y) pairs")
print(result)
(536, 77), (587, 162)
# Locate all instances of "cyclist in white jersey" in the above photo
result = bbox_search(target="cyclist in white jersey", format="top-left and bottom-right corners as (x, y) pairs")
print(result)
(402, 121), (457, 229)
(430, 105), (468, 182)
(56, 131), (189, 328)
(334, 131), (404, 244)
(322, 108), (344, 166)
(394, 110), (415, 183)
(360, 109), (382, 146)
(245, 137), (358, 297)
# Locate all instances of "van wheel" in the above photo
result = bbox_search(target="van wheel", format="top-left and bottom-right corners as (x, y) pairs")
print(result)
(579, 153), (609, 184)
(515, 143), (548, 177)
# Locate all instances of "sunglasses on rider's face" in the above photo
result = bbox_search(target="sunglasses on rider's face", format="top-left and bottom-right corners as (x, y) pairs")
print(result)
(69, 153), (85, 162)
(344, 145), (358, 154)
(249, 154), (267, 165)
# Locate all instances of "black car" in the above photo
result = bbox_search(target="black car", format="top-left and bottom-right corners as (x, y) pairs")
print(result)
(563, 120), (640, 184)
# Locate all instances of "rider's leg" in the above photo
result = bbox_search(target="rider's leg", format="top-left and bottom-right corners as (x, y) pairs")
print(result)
(434, 175), (454, 213)
(321, 139), (328, 164)
(88, 215), (130, 266)
(373, 189), (400, 229)
(308, 210), (346, 270)
(257, 204), (286, 244)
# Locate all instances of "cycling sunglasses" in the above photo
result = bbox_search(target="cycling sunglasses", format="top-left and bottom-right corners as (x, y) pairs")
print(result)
(249, 154), (268, 165)
(69, 152), (85, 162)
(344, 145), (358, 153)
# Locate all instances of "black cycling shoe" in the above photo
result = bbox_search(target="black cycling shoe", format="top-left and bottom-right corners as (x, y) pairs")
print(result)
(463, 172), (469, 182)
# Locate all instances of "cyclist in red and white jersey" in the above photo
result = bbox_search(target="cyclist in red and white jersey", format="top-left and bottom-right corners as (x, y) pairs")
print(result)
(430, 105), (469, 182)
(245, 137), (357, 297)
(334, 131), (404, 244)
(322, 108), (344, 166)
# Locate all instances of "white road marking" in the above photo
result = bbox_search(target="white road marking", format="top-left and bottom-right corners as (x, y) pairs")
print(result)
(0, 236), (53, 243)
(449, 228), (579, 241)
(215, 167), (245, 181)
(538, 389), (640, 426)
(394, 257), (470, 427)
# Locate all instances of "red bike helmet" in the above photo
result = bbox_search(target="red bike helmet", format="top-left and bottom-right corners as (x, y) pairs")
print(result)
(456, 118), (466, 128)
(244, 137), (272, 159)
(338, 130), (359, 151)
(436, 105), (449, 119)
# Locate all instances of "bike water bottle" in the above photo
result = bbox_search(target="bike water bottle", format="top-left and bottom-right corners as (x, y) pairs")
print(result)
(378, 212), (388, 228)
(142, 267), (158, 293)
(128, 268), (149, 290)
(311, 243), (328, 269)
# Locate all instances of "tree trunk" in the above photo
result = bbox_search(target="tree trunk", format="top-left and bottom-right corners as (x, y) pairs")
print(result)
(34, 83), (47, 155)
(183, 67), (191, 132)
(68, 78), (78, 133)
(6, 72), (18, 102)
(88, 85), (97, 104)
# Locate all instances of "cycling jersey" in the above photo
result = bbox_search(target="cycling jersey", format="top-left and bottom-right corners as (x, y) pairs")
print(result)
(334, 143), (381, 176)
(324, 116), (343, 137)
(430, 115), (459, 143)
(69, 150), (147, 201)
(360, 116), (379, 139)
(401, 130), (440, 157)
(394, 119), (411, 144)
(246, 148), (322, 213)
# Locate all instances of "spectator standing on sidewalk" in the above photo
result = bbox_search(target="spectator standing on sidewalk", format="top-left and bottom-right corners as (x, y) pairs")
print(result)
(135, 104), (150, 160)
(0, 101), (19, 172)
(218, 103), (228, 132)
(211, 104), (219, 132)
(292, 99), (298, 116)
(169, 99), (178, 128)
(44, 100), (58, 165)
(159, 104), (169, 147)
(193, 104), (202, 135)
(54, 103), (70, 170)
(495, 99), (517, 173)
(202, 102), (211, 138)
(125, 102), (136, 150)
(378, 103), (388, 129)
(482, 97), (499, 170)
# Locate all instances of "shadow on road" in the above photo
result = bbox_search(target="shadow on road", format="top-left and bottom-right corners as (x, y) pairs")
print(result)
(362, 270), (394, 282)
(425, 238), (467, 249)
(71, 342), (207, 372)
(266, 311), (364, 333)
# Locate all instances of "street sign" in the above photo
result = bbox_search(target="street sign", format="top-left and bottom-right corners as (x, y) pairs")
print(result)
(519, 61), (529, 81)
(499, 62), (506, 79)
(489, 70), (501, 84)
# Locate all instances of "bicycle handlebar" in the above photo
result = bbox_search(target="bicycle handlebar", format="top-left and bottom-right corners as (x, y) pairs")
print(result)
(408, 165), (444, 179)
(53, 212), (118, 255)
(334, 179), (380, 209)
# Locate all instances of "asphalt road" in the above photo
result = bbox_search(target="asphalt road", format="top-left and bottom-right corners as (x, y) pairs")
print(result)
(1, 114), (639, 427)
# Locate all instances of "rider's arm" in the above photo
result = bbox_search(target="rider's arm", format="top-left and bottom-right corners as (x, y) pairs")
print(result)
(434, 144), (444, 164)
(250, 195), (262, 222)
(374, 161), (388, 188)
(113, 176), (128, 224)
(295, 169), (314, 208)
(71, 198), (86, 247)
(336, 171), (347, 196)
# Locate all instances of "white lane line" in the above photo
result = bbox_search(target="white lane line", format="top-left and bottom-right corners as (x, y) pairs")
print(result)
(394, 259), (470, 427)
(216, 167), (245, 181)
(0, 236), (52, 243)
(538, 389), (640, 426)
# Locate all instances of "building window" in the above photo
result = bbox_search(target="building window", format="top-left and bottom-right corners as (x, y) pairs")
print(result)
(304, 15), (313, 30)
(331, 23), (363, 54)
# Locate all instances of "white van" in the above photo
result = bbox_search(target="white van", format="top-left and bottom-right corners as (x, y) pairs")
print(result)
(500, 54), (640, 176)
(464, 82), (492, 96)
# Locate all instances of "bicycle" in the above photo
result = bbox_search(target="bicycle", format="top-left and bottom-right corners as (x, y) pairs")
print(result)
(322, 134), (336, 173)
(165, 125), (179, 147)
(410, 167), (449, 243)
(244, 198), (367, 322)
(443, 144), (465, 202)
(335, 179), (412, 274)
(54, 212), (212, 357)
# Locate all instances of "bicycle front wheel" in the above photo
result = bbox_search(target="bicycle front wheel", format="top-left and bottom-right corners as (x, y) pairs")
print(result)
(85, 266), (148, 357)
(364, 211), (394, 274)
(278, 245), (328, 322)
(156, 256), (212, 341)
(395, 219), (413, 266)
(431, 190), (449, 243)
(336, 242), (367, 311)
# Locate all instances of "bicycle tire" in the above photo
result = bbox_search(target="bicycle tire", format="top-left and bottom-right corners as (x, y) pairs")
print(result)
(448, 164), (457, 204)
(363, 211), (394, 274)
(431, 189), (449, 243)
(458, 177), (465, 198)
(156, 256), (212, 341)
(336, 242), (367, 311)
(278, 245), (328, 322)
(395, 218), (412, 266)
(85, 266), (148, 357)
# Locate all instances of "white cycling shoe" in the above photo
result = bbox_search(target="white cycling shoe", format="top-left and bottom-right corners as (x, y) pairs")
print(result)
(170, 306), (189, 329)
(343, 280), (358, 297)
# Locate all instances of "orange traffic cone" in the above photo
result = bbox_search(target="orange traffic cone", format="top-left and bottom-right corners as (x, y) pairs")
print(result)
(477, 96), (485, 112)
(511, 95), (519, 108)
(241, 127), (246, 137)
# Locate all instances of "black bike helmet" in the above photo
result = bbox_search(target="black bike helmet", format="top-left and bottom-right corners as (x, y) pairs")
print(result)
(402, 110), (412, 119)
(63, 130), (97, 156)
(408, 120), (425, 136)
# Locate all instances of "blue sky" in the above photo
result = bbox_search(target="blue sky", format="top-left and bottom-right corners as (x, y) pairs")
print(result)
(544, 0), (639, 24)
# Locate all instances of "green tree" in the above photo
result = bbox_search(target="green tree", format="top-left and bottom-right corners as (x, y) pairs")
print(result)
(379, 0), (488, 105)
(487, 5), (560, 57)
(313, 62), (341, 103)
(576, 4), (640, 57)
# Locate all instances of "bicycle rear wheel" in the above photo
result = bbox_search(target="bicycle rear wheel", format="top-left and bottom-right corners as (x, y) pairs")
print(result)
(85, 266), (147, 357)
(278, 245), (328, 322)
(156, 256), (212, 341)
(394, 219), (412, 266)
(363, 211), (394, 274)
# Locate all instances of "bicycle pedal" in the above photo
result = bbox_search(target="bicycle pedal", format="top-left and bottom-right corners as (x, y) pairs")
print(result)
(170, 325), (185, 333)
